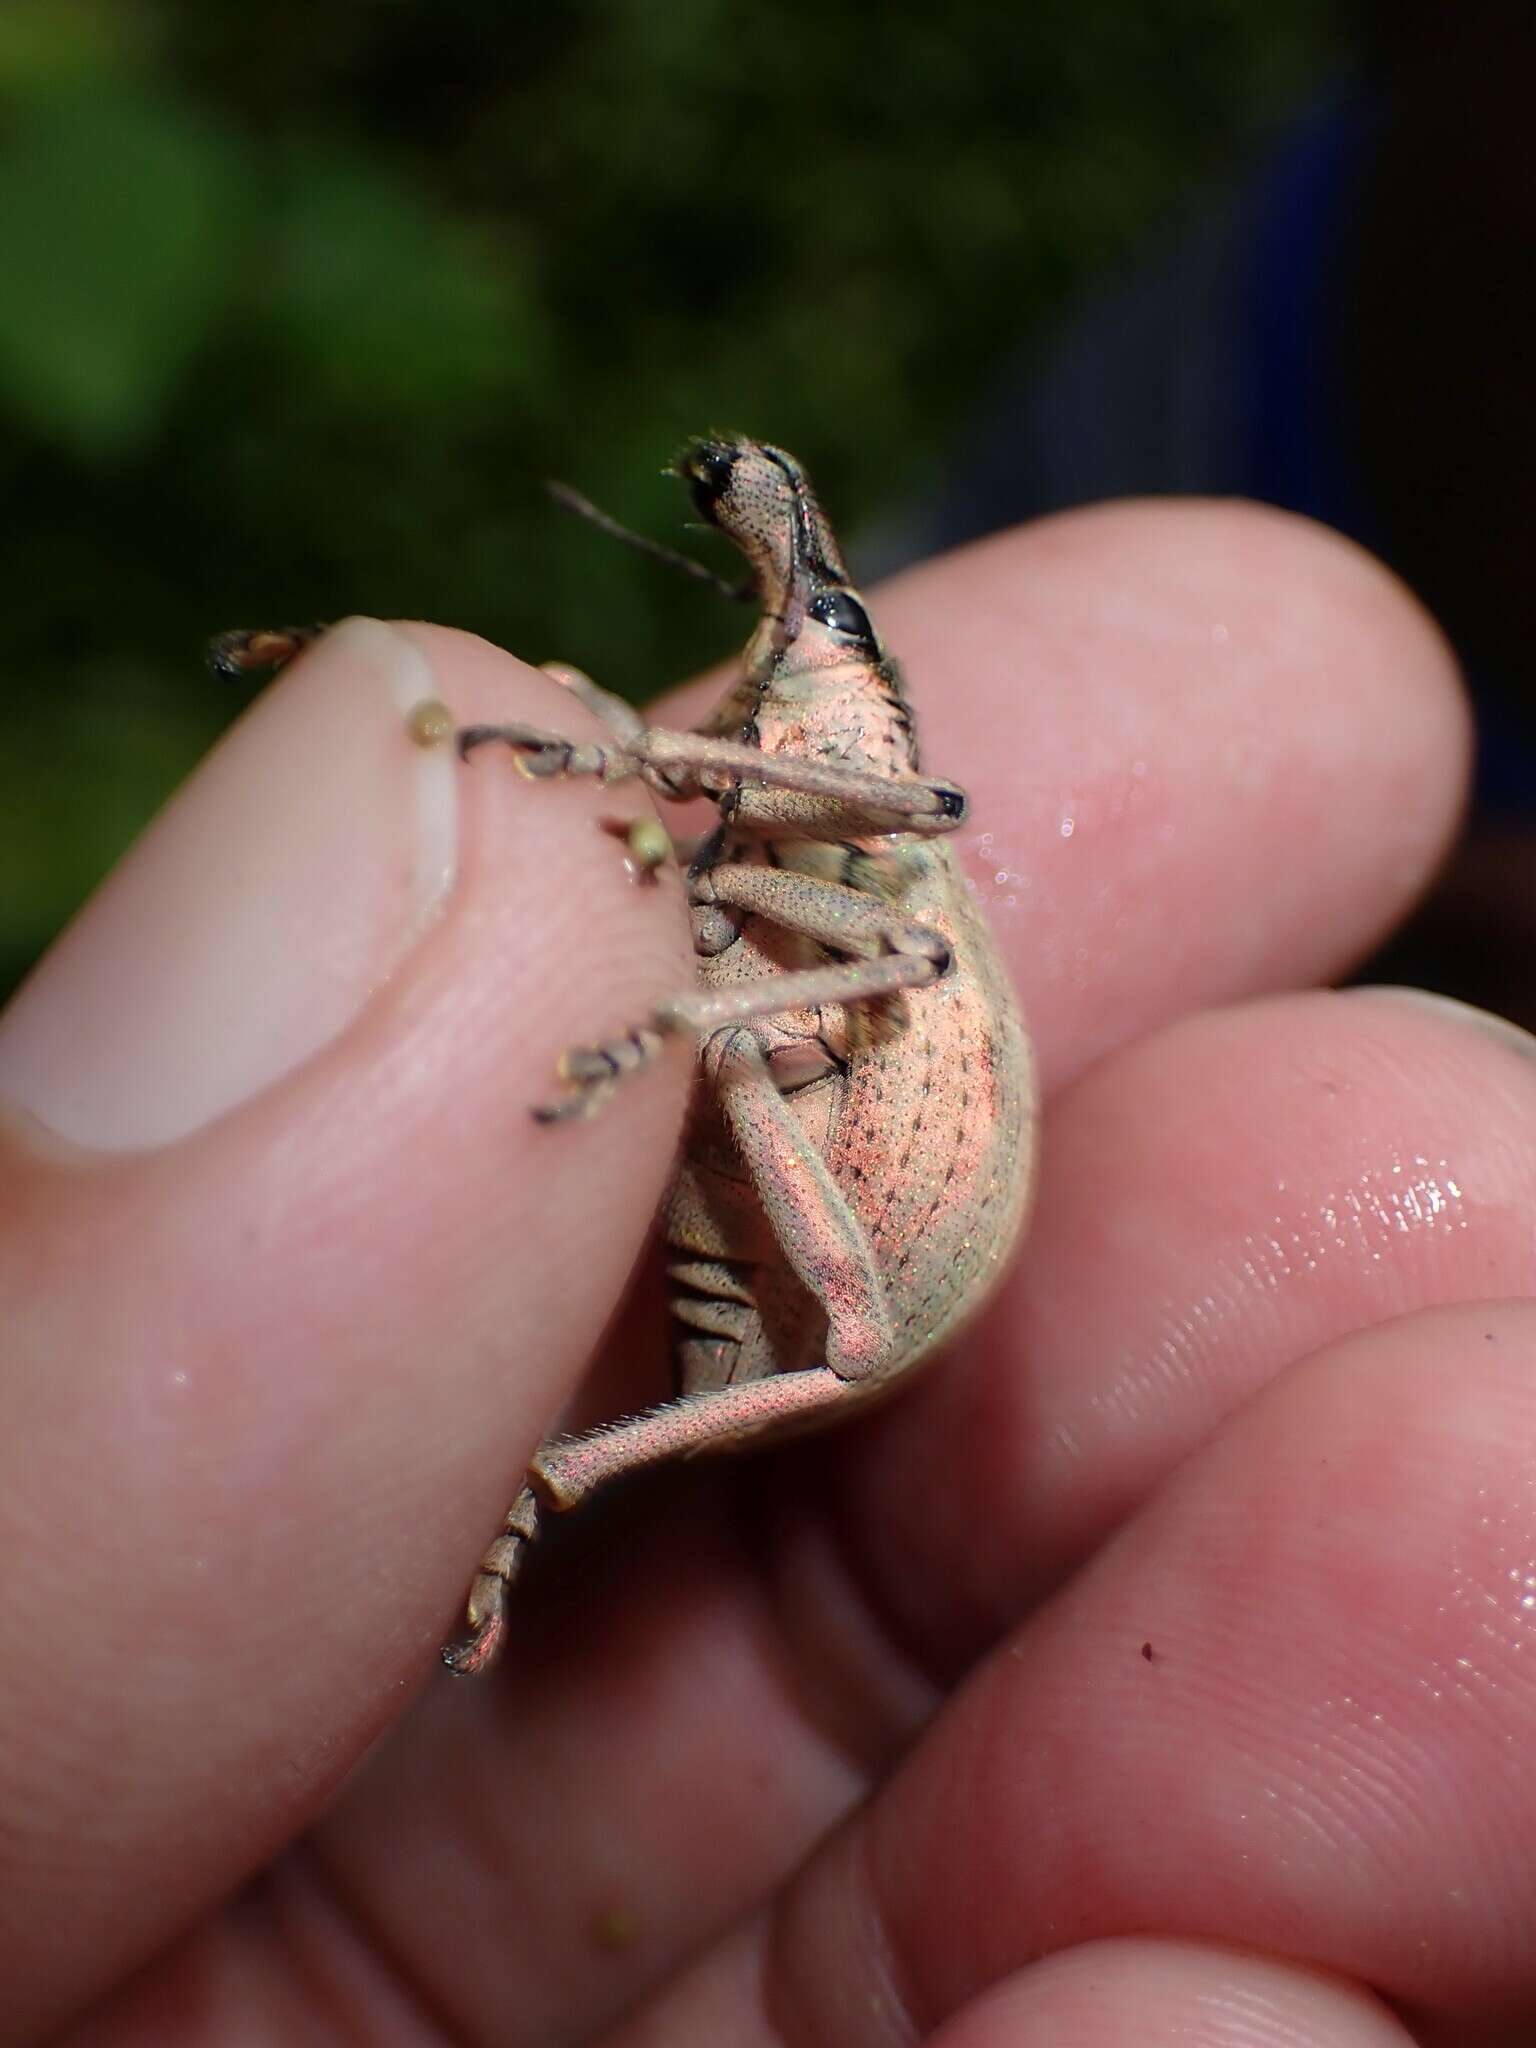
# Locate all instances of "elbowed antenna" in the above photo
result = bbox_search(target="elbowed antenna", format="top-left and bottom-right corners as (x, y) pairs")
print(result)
(545, 479), (754, 603)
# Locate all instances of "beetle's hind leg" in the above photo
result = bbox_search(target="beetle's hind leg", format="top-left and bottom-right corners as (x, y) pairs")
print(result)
(441, 1364), (856, 1676)
(443, 1017), (898, 1675)
(532, 1369), (852, 1510)
(441, 1486), (542, 1676)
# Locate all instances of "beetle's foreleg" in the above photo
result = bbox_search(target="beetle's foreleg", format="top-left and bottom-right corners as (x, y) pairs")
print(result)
(458, 720), (966, 833)
(456, 721), (640, 784)
(640, 729), (967, 833)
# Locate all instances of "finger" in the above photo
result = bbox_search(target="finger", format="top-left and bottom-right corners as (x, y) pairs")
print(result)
(607, 1936), (1419, 2048)
(715, 1300), (1536, 2041)
(661, 496), (1470, 1097)
(925, 1941), (1414, 2048)
(843, 984), (1536, 1670)
(0, 620), (694, 2040)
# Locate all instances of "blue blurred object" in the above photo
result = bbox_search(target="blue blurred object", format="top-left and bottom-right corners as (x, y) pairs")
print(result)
(907, 82), (1530, 818)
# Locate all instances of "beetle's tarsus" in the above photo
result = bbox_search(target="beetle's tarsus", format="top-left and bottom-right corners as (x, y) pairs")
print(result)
(455, 723), (498, 761)
(531, 1091), (604, 1124)
(441, 1597), (506, 1678)
(442, 1493), (541, 1673)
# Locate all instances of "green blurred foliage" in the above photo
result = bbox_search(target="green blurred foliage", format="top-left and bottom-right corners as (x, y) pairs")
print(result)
(0, 0), (1351, 994)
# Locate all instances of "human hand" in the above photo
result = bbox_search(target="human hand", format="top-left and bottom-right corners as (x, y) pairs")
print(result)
(3, 502), (1526, 2047)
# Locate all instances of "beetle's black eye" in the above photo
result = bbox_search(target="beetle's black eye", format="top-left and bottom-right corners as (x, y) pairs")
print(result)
(809, 589), (875, 644)
(684, 443), (738, 518)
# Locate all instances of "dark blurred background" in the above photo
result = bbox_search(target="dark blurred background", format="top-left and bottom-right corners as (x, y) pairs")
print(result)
(6, 2), (1530, 1017)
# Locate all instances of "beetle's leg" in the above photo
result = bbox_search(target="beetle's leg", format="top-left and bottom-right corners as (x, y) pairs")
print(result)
(449, 1364), (853, 1673)
(532, 942), (947, 1122)
(457, 721), (966, 835)
(442, 1366), (867, 1679)
(524, 1014), (907, 1502)
(528, 1367), (852, 1518)
(537, 667), (681, 875)
(207, 625), (326, 678)
(538, 660), (647, 746)
(691, 862), (934, 960)
(440, 1487), (541, 1677)
(444, 929), (955, 1667)
(636, 728), (967, 835)
(533, 855), (954, 1118)
(457, 720), (641, 784)
(532, 1027), (672, 1122)
(709, 1028), (893, 1379)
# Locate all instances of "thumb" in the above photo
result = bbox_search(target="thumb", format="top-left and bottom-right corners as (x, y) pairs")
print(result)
(0, 619), (692, 2041)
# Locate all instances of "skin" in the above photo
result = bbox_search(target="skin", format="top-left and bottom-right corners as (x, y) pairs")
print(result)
(3, 497), (1533, 2046)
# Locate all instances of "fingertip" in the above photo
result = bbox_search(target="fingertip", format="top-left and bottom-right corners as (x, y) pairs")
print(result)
(928, 1938), (1413, 2048)
(851, 1300), (1536, 2026)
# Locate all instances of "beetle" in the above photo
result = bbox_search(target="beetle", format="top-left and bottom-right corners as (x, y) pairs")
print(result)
(433, 437), (1039, 1674)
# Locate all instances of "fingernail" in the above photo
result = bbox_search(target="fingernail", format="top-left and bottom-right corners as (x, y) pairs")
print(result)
(0, 618), (458, 1150)
(1351, 984), (1536, 1062)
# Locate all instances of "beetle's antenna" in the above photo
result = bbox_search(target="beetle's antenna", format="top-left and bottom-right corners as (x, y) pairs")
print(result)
(546, 480), (753, 603)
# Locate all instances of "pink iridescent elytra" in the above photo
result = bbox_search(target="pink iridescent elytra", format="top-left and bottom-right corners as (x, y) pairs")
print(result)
(425, 437), (1038, 1674)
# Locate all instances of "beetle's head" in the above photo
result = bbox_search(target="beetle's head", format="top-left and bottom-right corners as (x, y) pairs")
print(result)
(673, 436), (849, 610)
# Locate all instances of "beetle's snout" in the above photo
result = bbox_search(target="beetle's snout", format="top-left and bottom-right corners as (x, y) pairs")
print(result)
(672, 436), (805, 582)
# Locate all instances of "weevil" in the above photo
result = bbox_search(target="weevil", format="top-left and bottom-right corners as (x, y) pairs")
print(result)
(215, 437), (1038, 1676)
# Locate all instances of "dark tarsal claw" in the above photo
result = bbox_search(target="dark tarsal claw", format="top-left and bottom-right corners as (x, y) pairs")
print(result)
(441, 1615), (505, 1678)
(455, 723), (499, 760)
(441, 1588), (508, 1678)
(455, 724), (574, 777)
